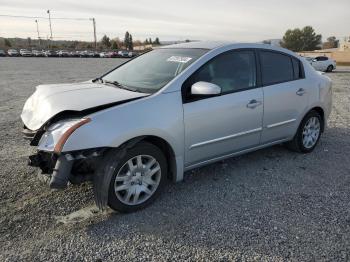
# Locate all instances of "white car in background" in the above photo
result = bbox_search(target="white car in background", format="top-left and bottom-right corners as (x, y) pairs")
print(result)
(20, 49), (33, 57)
(99, 52), (108, 58)
(306, 56), (336, 72)
(118, 50), (130, 57)
(7, 49), (19, 56)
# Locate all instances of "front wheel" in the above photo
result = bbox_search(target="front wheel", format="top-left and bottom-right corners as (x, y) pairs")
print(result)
(286, 110), (322, 153)
(95, 142), (167, 213)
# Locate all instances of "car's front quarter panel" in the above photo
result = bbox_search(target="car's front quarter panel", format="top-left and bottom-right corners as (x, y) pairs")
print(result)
(62, 91), (185, 159)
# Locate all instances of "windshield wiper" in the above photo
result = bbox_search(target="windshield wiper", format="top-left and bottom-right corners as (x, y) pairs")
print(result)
(103, 80), (139, 92)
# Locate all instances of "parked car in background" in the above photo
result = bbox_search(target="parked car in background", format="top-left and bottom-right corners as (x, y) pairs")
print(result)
(32, 50), (45, 57)
(44, 50), (58, 57)
(128, 51), (138, 57)
(20, 49), (33, 57)
(7, 49), (19, 56)
(306, 56), (336, 72)
(79, 50), (89, 58)
(57, 50), (69, 57)
(69, 51), (80, 58)
(0, 49), (6, 56)
(118, 50), (130, 57)
(21, 42), (332, 213)
(88, 51), (99, 58)
(107, 51), (118, 58)
(99, 52), (108, 58)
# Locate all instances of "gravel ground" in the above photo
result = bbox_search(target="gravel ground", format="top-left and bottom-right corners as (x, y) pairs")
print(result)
(0, 58), (349, 261)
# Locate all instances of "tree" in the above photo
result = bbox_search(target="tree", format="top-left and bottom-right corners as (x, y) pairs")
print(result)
(114, 37), (122, 48)
(149, 38), (152, 44)
(154, 37), (160, 45)
(124, 31), (130, 49)
(124, 31), (133, 50)
(101, 35), (111, 49)
(4, 38), (11, 47)
(281, 26), (322, 51)
(323, 36), (339, 49)
(68, 41), (79, 49)
(110, 40), (118, 50)
(145, 39), (149, 45)
(129, 34), (133, 50)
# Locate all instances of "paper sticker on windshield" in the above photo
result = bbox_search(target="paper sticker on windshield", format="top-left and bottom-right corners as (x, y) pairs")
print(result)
(167, 56), (192, 63)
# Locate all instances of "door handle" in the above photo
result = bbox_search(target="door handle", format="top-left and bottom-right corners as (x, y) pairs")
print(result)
(296, 88), (306, 96)
(246, 99), (262, 109)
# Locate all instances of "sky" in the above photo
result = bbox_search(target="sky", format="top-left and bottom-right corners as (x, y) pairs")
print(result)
(0, 0), (349, 43)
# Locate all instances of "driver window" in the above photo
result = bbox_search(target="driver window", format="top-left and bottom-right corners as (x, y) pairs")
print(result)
(183, 50), (257, 99)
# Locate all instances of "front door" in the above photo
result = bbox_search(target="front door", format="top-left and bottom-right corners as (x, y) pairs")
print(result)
(182, 49), (264, 166)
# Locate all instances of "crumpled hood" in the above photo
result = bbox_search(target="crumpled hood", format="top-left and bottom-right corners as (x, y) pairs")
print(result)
(21, 81), (148, 130)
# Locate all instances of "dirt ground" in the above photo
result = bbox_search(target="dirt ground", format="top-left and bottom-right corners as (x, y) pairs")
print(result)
(0, 58), (349, 261)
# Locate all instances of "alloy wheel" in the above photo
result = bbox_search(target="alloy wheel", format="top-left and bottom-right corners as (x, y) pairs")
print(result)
(302, 116), (321, 149)
(114, 155), (161, 205)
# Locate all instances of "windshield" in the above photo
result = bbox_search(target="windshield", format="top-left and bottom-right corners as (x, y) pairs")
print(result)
(102, 48), (208, 93)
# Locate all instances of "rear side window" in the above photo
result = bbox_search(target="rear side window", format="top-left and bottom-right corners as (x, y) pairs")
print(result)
(260, 51), (294, 85)
(292, 58), (303, 79)
(316, 56), (328, 61)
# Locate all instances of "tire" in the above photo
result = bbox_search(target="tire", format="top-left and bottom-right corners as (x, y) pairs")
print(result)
(95, 142), (167, 213)
(326, 65), (333, 72)
(286, 110), (322, 153)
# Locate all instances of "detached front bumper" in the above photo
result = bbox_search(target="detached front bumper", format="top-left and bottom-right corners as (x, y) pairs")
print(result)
(28, 151), (71, 189)
(28, 146), (105, 189)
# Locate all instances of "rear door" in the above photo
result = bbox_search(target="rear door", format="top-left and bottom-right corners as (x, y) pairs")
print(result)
(259, 50), (309, 143)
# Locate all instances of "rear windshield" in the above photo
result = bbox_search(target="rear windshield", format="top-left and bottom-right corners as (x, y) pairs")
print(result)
(103, 48), (208, 93)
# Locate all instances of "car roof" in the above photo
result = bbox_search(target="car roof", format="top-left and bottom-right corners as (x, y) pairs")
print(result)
(160, 41), (298, 56)
(161, 41), (228, 50)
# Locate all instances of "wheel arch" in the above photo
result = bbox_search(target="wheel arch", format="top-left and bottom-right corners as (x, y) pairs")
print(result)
(118, 135), (180, 182)
(310, 106), (325, 132)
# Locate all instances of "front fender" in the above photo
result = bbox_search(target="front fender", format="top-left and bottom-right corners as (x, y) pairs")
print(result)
(62, 92), (185, 159)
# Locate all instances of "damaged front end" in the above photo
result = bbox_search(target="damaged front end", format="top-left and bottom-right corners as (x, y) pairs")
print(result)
(23, 117), (104, 188)
(27, 148), (106, 189)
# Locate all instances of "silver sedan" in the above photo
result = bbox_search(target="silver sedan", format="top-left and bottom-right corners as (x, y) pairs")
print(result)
(21, 42), (332, 212)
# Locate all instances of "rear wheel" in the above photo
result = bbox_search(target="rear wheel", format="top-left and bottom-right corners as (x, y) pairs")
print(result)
(326, 65), (333, 72)
(286, 110), (322, 153)
(95, 142), (167, 213)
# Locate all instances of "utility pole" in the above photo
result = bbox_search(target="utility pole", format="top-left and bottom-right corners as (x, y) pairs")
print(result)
(35, 19), (41, 48)
(47, 10), (53, 48)
(90, 18), (97, 50)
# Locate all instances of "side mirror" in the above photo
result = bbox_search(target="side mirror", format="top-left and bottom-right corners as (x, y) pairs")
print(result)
(191, 81), (221, 96)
